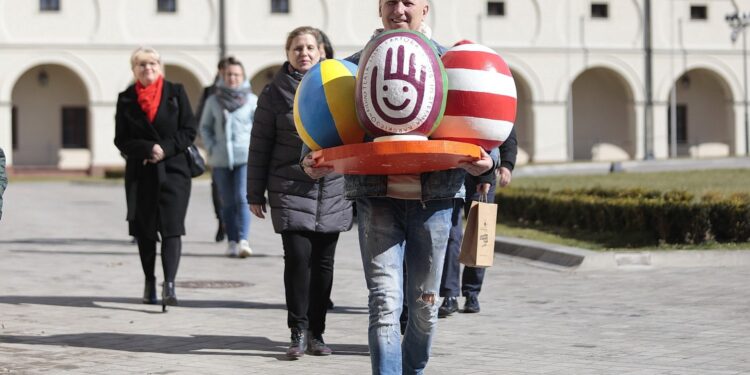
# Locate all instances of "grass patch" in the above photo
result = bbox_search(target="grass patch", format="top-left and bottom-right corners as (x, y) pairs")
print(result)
(496, 221), (750, 251)
(513, 168), (750, 197)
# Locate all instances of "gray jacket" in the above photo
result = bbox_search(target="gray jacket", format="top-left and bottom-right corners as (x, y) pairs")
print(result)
(199, 81), (258, 169)
(247, 63), (353, 234)
(0, 148), (6, 220)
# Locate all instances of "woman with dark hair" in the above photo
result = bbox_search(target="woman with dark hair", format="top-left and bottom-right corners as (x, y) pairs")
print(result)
(318, 29), (334, 59)
(115, 47), (197, 312)
(200, 56), (257, 258)
(247, 26), (352, 359)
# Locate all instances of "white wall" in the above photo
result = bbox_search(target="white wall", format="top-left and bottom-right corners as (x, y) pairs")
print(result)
(0, 0), (747, 172)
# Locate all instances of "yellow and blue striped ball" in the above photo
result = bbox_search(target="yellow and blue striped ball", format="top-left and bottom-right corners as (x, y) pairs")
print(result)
(294, 59), (365, 151)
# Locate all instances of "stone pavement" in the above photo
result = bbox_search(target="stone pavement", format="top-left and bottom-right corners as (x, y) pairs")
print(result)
(0, 180), (749, 374)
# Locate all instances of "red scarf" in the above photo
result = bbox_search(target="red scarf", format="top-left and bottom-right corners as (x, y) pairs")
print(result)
(135, 76), (164, 123)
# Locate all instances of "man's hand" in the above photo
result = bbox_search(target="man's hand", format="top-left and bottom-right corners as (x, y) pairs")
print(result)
(250, 203), (266, 219)
(497, 167), (512, 187)
(302, 152), (334, 179)
(458, 148), (493, 176)
(477, 182), (490, 195)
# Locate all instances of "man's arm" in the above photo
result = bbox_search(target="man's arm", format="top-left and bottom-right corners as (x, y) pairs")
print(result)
(497, 127), (518, 187)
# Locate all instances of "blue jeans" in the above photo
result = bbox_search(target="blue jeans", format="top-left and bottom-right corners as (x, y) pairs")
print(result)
(356, 197), (453, 375)
(212, 164), (250, 242)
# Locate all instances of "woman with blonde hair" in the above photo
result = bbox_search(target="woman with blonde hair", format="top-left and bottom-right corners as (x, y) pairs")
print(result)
(115, 47), (197, 312)
(247, 26), (352, 358)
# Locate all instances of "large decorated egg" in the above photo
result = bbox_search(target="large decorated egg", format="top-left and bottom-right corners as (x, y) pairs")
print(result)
(430, 40), (516, 150)
(355, 30), (447, 139)
(294, 59), (365, 151)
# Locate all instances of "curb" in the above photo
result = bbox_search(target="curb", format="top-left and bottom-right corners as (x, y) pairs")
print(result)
(494, 236), (750, 270)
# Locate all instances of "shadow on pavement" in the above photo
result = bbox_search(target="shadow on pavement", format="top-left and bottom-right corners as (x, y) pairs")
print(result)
(0, 332), (370, 359)
(0, 238), (133, 246)
(7, 248), (281, 258)
(0, 296), (367, 315)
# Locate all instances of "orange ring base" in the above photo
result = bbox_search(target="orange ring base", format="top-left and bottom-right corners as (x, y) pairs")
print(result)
(313, 140), (481, 175)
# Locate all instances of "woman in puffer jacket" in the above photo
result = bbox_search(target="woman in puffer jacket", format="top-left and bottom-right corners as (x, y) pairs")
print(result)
(200, 57), (258, 258)
(247, 26), (353, 359)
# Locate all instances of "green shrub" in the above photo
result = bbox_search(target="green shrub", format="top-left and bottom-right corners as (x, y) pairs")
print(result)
(497, 187), (747, 245)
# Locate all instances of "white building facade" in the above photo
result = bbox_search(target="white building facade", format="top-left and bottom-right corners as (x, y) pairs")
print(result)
(0, 0), (747, 173)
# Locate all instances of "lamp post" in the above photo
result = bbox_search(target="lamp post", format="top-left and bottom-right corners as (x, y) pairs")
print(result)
(726, 11), (750, 156)
(644, 0), (654, 160)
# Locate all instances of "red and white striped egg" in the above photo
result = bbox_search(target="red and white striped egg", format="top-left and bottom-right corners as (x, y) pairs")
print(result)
(430, 40), (516, 150)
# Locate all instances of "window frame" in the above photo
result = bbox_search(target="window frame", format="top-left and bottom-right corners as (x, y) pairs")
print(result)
(11, 106), (18, 151)
(591, 2), (609, 19)
(487, 1), (505, 17)
(157, 0), (177, 13)
(61, 107), (89, 149)
(39, 0), (60, 12)
(689, 5), (708, 21)
(667, 104), (688, 145)
(271, 0), (290, 14)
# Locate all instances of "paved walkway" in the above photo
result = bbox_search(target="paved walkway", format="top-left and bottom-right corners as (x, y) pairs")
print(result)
(1, 181), (749, 374)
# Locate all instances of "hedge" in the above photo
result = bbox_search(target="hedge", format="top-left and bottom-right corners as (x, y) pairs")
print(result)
(496, 187), (750, 244)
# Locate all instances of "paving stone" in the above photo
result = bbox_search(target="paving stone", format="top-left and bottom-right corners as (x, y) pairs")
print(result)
(0, 181), (749, 374)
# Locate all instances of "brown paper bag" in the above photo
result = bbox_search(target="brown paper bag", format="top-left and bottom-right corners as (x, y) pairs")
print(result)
(458, 201), (498, 268)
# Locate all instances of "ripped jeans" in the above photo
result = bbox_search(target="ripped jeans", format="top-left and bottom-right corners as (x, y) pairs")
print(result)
(356, 197), (453, 375)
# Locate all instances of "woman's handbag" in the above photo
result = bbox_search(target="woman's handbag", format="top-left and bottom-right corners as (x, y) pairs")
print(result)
(185, 144), (206, 178)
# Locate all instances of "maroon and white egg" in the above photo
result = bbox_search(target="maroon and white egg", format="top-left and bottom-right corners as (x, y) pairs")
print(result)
(355, 29), (447, 140)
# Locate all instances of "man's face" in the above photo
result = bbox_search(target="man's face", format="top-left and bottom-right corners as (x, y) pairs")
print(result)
(379, 0), (428, 31)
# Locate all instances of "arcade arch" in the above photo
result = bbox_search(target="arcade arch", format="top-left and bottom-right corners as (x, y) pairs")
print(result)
(11, 64), (89, 169)
(666, 68), (734, 158)
(250, 64), (283, 97)
(571, 67), (636, 161)
(164, 64), (203, 113)
(511, 70), (533, 164)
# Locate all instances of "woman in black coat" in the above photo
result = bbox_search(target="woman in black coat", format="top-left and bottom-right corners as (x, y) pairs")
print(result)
(247, 26), (353, 358)
(114, 47), (197, 311)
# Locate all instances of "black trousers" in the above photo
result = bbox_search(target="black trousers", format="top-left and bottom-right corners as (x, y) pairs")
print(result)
(281, 231), (339, 335)
(137, 236), (182, 283)
(440, 175), (496, 298)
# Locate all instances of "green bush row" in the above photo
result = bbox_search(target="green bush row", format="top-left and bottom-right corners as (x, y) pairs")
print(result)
(496, 188), (750, 244)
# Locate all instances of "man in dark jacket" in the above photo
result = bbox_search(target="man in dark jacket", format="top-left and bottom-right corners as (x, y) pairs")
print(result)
(196, 57), (229, 242)
(439, 128), (518, 317)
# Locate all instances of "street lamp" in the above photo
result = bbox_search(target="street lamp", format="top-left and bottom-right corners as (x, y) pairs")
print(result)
(725, 11), (750, 156)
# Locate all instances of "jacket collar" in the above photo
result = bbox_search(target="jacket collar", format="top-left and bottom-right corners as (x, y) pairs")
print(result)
(272, 62), (301, 108)
(122, 81), (177, 139)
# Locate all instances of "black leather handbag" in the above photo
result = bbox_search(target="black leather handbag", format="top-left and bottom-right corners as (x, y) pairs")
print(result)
(185, 144), (206, 178)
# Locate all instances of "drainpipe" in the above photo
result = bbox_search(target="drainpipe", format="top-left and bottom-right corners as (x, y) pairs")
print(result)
(644, 0), (654, 159)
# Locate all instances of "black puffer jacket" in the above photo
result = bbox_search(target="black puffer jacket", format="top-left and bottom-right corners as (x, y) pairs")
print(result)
(247, 63), (353, 234)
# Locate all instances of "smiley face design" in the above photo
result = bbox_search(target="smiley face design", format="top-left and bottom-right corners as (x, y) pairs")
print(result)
(373, 45), (425, 120)
(359, 34), (441, 135)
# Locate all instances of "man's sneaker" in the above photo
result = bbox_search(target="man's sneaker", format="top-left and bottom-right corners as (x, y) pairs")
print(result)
(306, 331), (332, 356)
(438, 297), (458, 318)
(464, 295), (480, 313)
(225, 241), (239, 257)
(238, 240), (253, 258)
(286, 329), (305, 359)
